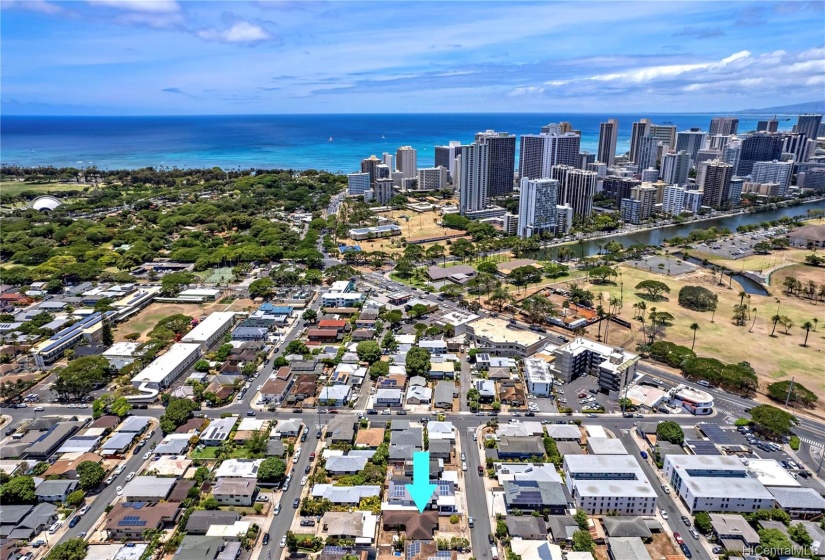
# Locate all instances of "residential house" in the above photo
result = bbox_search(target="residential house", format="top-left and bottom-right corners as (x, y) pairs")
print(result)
(475, 379), (496, 402)
(768, 487), (825, 519)
(319, 385), (351, 406)
(429, 361), (455, 379)
(434, 381), (457, 409)
(311, 485), (381, 505)
(173, 535), (241, 560)
(502, 480), (571, 514)
(603, 517), (652, 539)
(0, 503), (57, 540)
(428, 439), (452, 460)
(375, 389), (403, 407)
(122, 476), (177, 503)
(607, 538), (652, 560)
(499, 384), (526, 406)
(43, 452), (103, 479)
(321, 511), (377, 545)
(213, 459), (263, 479)
(185, 511), (242, 535)
(307, 329), (340, 342)
(355, 428), (385, 449)
(34, 480), (78, 503)
(260, 378), (291, 403)
(426, 421), (456, 442)
(708, 514), (760, 555)
(505, 517), (549, 540)
(544, 425), (582, 442)
(419, 340), (448, 355)
(326, 455), (369, 475)
(212, 479), (256, 506)
(328, 417), (356, 444)
(200, 417), (237, 446)
(351, 329), (374, 341)
(406, 385), (432, 405)
(497, 436), (546, 459)
(105, 502), (180, 540)
(273, 419), (302, 438)
(381, 510), (439, 540)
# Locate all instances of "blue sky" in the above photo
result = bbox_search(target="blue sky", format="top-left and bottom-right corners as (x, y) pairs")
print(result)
(1, 0), (823, 115)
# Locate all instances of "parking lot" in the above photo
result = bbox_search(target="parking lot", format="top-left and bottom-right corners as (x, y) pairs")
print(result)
(563, 374), (618, 413)
(625, 255), (697, 276)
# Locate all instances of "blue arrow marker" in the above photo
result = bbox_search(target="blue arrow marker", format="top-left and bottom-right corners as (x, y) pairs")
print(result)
(406, 451), (437, 513)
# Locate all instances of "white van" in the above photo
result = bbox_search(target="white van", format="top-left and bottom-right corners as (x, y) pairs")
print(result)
(697, 380), (711, 388)
(491, 546), (499, 560)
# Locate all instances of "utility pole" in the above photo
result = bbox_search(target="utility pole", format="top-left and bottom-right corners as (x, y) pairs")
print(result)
(785, 377), (795, 407)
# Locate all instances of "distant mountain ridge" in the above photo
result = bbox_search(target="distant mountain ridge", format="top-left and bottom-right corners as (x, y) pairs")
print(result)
(739, 100), (825, 114)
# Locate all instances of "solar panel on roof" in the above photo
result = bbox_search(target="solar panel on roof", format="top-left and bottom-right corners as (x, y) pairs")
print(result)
(322, 547), (349, 555)
(684, 440), (722, 455)
(699, 424), (737, 445)
(118, 515), (147, 527)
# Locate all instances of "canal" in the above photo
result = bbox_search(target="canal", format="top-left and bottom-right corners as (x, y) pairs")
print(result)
(538, 199), (825, 259)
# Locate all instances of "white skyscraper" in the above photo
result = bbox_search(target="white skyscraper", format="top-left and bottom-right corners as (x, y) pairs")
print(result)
(347, 172), (371, 196)
(417, 166), (449, 191)
(551, 165), (598, 219)
(751, 160), (793, 195)
(519, 131), (581, 180)
(517, 178), (559, 238)
(395, 146), (418, 179)
(382, 152), (393, 170)
(660, 150), (690, 186)
(459, 142), (489, 215)
(373, 178), (394, 205)
(637, 135), (660, 171)
(662, 185), (687, 215)
(630, 118), (651, 163)
(650, 124), (677, 149)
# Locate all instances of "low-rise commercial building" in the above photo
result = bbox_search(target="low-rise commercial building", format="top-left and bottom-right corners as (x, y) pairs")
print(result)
(131, 343), (202, 391)
(668, 384), (714, 415)
(182, 312), (236, 351)
(523, 358), (554, 396)
(549, 337), (639, 393)
(563, 454), (657, 515)
(465, 317), (547, 357)
(663, 454), (775, 513)
(348, 224), (401, 240)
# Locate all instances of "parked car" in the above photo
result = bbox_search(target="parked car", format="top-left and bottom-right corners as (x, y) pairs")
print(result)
(68, 516), (80, 528)
(640, 451), (648, 459)
(293, 498), (300, 508)
(116, 486), (123, 495)
(681, 516), (691, 526)
(525, 412), (536, 417)
(77, 505), (90, 516)
(300, 519), (316, 527)
(462, 462), (468, 471)
(274, 503), (281, 515)
(280, 536), (287, 548)
(125, 472), (136, 482)
(262, 534), (270, 545)
(690, 529), (700, 540)
(674, 532), (684, 545)
(660, 509), (669, 520)
(468, 517), (474, 527)
(478, 465), (484, 475)
(680, 543), (692, 558)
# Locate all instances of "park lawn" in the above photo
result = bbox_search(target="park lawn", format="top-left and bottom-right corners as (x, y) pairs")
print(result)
(688, 247), (812, 272)
(115, 302), (206, 341)
(579, 264), (825, 407)
(0, 181), (88, 198)
(769, 263), (825, 290)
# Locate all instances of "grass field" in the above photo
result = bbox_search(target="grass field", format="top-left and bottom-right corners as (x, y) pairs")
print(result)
(770, 263), (824, 291)
(689, 247), (812, 273)
(346, 208), (467, 254)
(574, 264), (825, 408)
(114, 299), (255, 341)
(0, 181), (89, 198)
(197, 267), (234, 283)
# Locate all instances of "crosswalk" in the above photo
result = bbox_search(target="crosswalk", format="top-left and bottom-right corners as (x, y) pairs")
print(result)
(799, 436), (823, 449)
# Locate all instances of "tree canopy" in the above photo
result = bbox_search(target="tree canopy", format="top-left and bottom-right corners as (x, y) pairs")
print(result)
(45, 539), (88, 560)
(678, 285), (718, 312)
(76, 461), (106, 490)
(656, 421), (685, 445)
(0, 475), (37, 504)
(767, 381), (818, 408)
(356, 341), (381, 363)
(405, 346), (431, 377)
(749, 405), (799, 438)
(53, 356), (109, 401)
(258, 457), (287, 482)
(159, 397), (200, 434)
(635, 280), (671, 300)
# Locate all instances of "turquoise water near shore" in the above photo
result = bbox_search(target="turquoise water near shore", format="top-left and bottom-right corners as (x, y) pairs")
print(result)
(1, 113), (794, 172)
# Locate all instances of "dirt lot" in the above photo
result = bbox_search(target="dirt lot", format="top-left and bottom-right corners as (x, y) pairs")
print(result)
(573, 263), (825, 411)
(345, 208), (467, 255)
(114, 299), (255, 342)
(647, 532), (680, 558)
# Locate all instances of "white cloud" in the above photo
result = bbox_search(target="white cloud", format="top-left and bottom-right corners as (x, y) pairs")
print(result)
(1, 0), (63, 14)
(522, 47), (825, 101)
(86, 0), (180, 13)
(197, 21), (272, 43)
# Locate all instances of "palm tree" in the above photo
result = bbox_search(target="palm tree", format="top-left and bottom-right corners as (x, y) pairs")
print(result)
(801, 321), (814, 347)
(689, 323), (700, 351)
(595, 305), (605, 341)
(749, 308), (758, 333)
(814, 318), (819, 331)
(770, 314), (781, 337)
(738, 291), (747, 305)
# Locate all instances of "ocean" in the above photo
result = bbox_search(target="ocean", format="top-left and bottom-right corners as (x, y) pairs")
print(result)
(0, 113), (794, 172)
